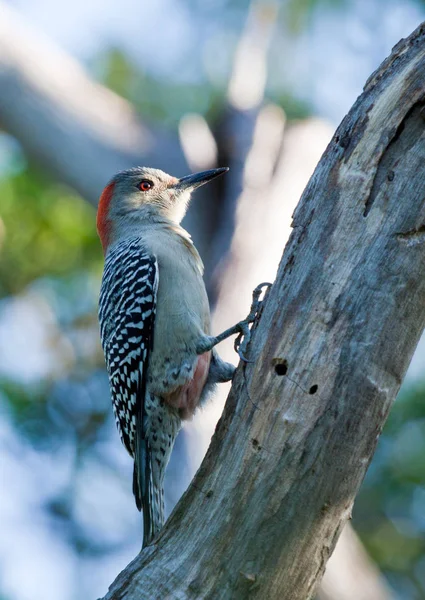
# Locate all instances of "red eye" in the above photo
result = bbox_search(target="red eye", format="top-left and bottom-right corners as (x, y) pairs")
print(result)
(138, 180), (153, 192)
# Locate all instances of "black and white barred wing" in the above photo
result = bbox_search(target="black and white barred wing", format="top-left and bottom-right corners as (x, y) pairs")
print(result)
(98, 239), (158, 456)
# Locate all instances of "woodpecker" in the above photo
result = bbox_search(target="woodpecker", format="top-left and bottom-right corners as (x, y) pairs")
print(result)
(97, 166), (266, 547)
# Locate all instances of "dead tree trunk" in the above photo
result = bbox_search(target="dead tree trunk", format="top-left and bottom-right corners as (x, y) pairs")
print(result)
(101, 22), (425, 600)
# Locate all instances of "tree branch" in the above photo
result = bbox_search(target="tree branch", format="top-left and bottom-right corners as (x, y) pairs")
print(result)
(210, 1), (278, 283)
(0, 1), (186, 205)
(101, 22), (425, 600)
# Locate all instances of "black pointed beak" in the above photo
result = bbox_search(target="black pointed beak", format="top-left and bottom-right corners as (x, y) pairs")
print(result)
(176, 167), (229, 191)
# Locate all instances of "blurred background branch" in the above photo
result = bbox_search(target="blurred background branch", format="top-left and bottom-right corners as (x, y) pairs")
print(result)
(0, 1), (424, 599)
(0, 1), (185, 204)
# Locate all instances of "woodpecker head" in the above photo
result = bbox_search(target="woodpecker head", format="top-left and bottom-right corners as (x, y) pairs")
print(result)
(97, 166), (228, 253)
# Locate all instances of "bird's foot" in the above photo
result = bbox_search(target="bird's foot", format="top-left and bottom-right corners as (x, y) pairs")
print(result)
(196, 282), (272, 362)
(233, 282), (272, 362)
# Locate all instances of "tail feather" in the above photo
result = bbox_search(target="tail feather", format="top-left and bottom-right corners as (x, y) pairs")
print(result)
(134, 431), (165, 548)
(132, 437), (148, 512)
(134, 393), (181, 547)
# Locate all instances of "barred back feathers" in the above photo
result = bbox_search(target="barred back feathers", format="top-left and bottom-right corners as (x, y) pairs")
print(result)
(99, 238), (157, 454)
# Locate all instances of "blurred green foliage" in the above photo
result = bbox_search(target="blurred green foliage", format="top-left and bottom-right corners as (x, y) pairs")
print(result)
(285, 0), (347, 31)
(0, 169), (101, 297)
(354, 384), (425, 598)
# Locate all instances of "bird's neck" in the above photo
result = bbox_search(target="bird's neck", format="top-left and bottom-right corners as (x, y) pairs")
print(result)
(107, 217), (202, 272)
(107, 208), (178, 244)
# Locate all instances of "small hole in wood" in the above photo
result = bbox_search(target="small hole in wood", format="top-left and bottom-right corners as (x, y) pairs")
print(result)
(274, 360), (288, 376)
(309, 385), (318, 395)
(252, 438), (262, 450)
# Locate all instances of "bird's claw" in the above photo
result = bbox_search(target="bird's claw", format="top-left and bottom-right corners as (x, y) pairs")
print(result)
(234, 282), (272, 362)
(234, 326), (254, 363)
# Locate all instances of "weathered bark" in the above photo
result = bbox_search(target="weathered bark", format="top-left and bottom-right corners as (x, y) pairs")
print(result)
(101, 23), (425, 600)
(184, 113), (392, 600)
